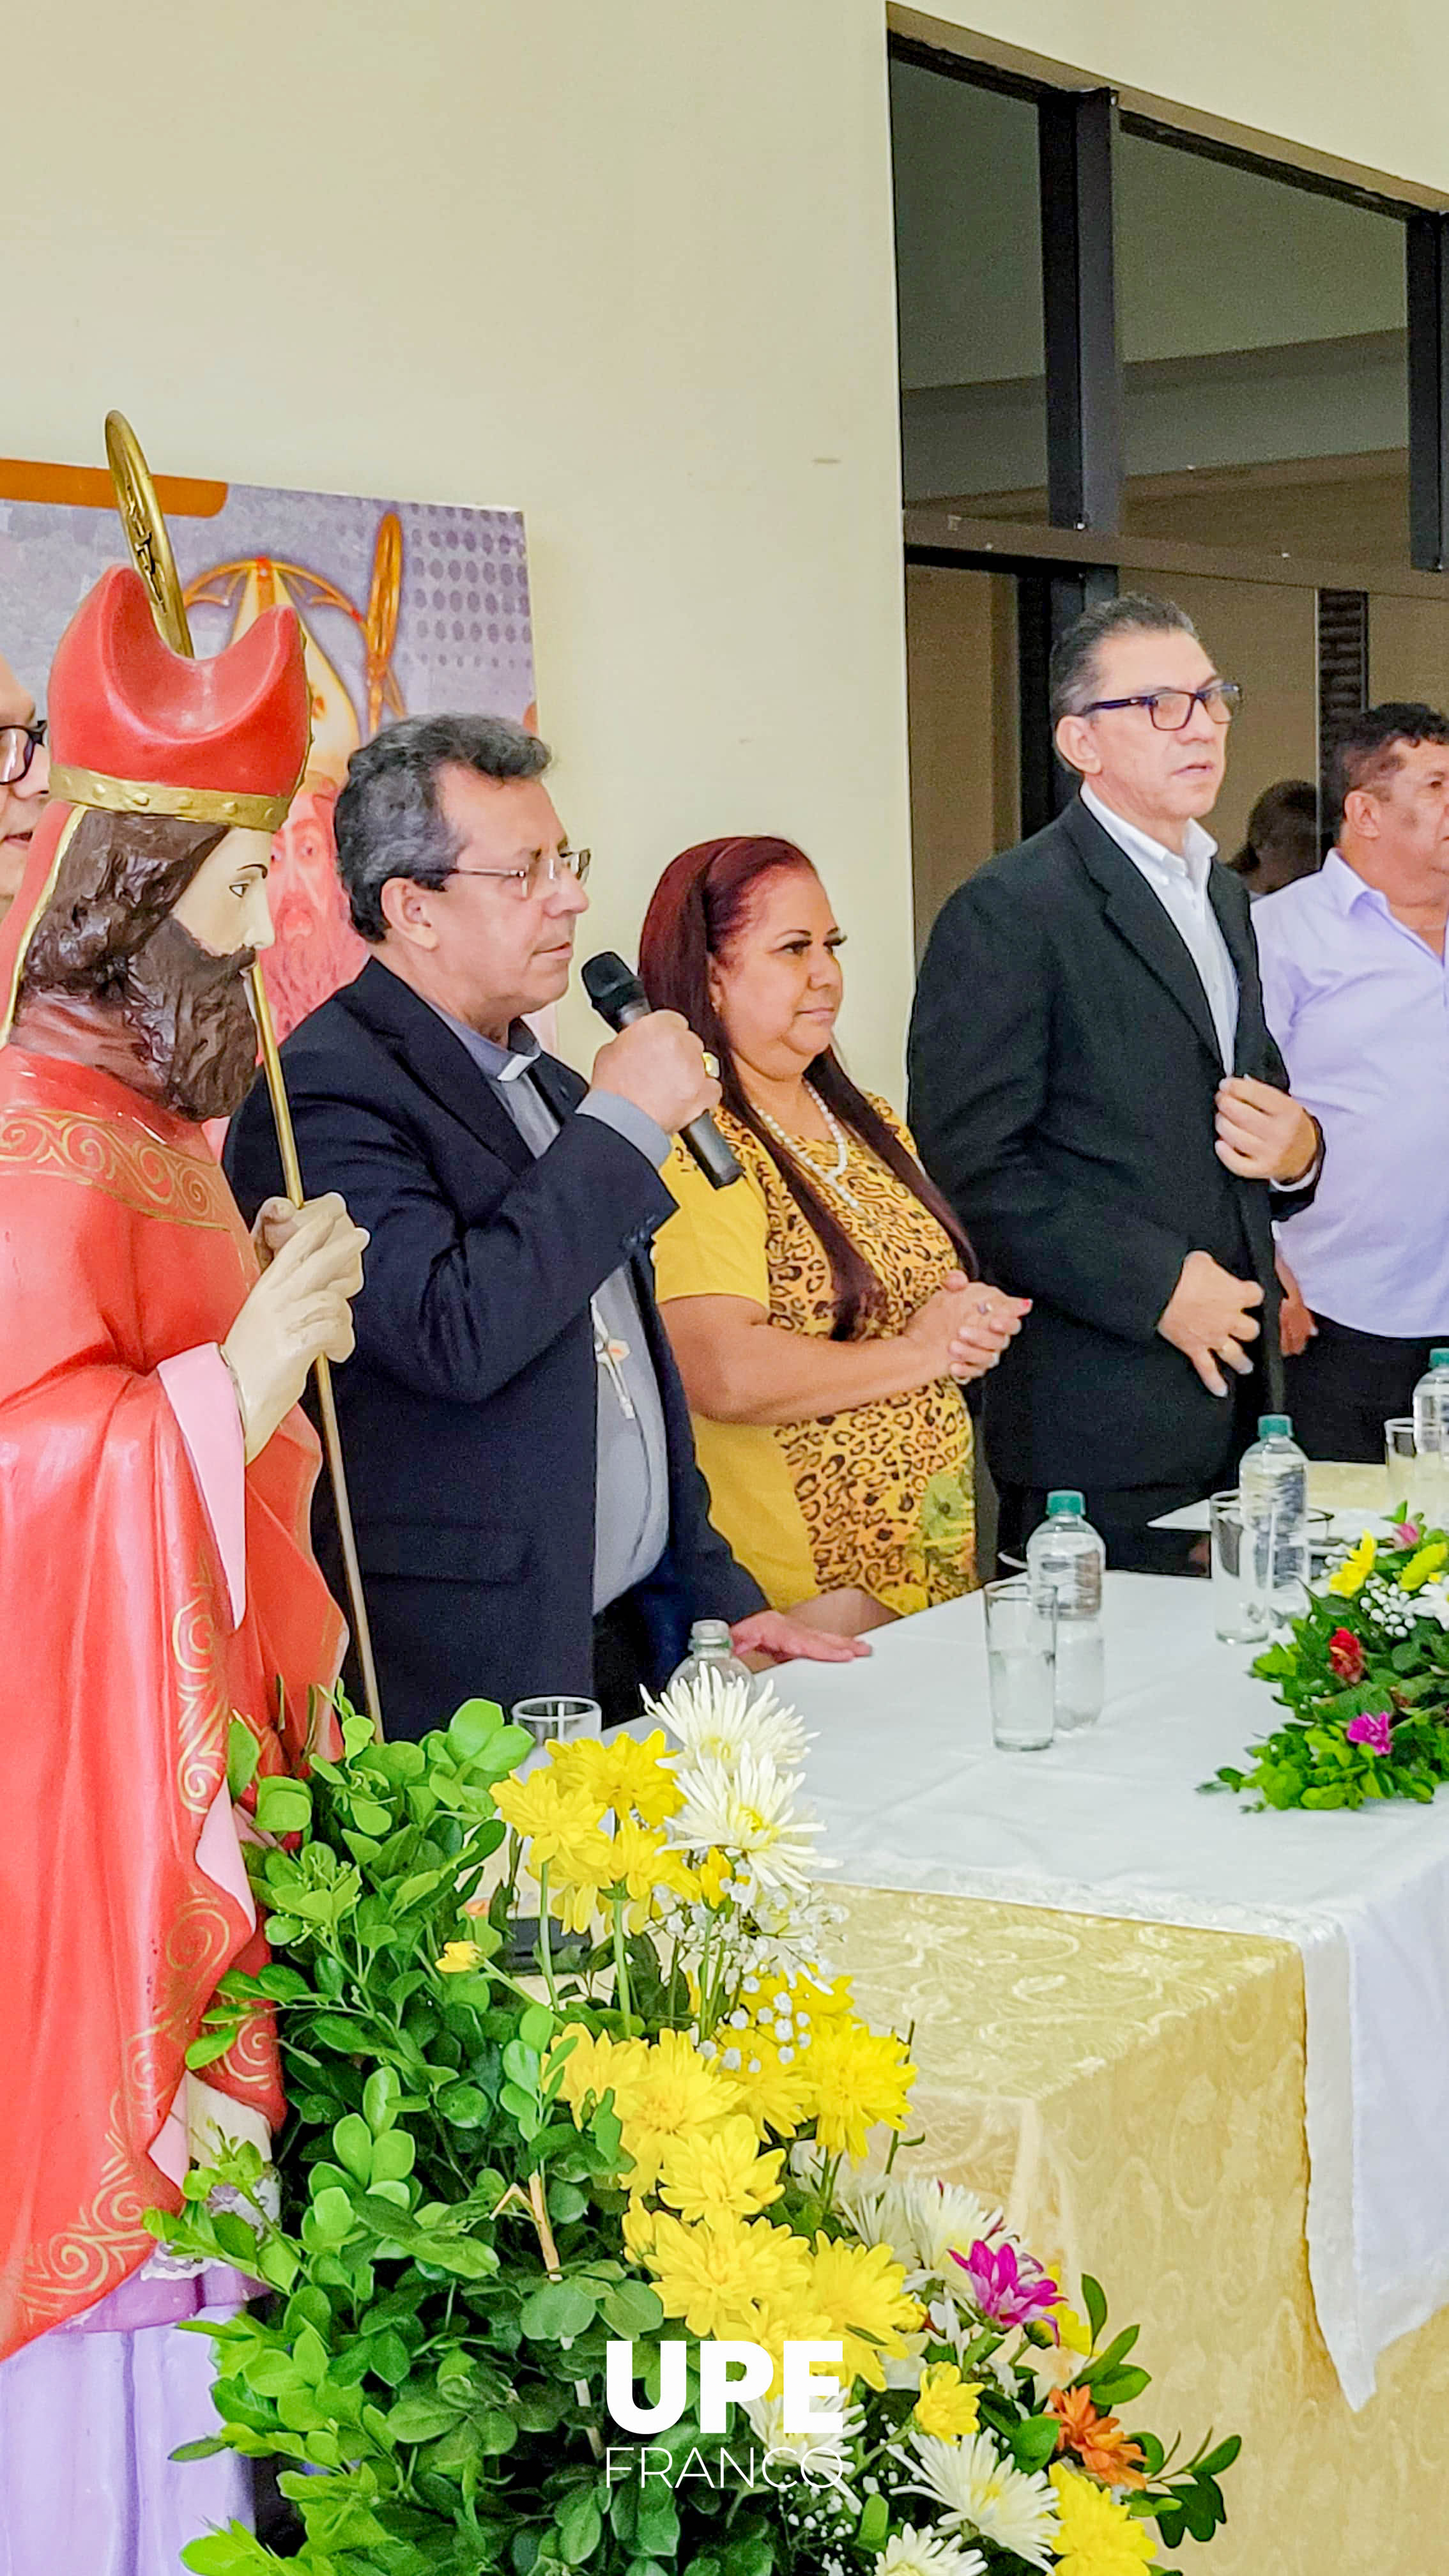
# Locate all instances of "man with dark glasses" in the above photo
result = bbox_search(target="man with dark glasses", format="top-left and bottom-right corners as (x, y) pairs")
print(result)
(0, 656), (49, 917)
(910, 592), (1321, 1574)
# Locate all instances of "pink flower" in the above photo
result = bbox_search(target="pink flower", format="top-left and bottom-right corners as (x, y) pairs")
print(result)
(1393, 1521), (1422, 1548)
(953, 2237), (1060, 2331)
(1346, 1710), (1393, 1758)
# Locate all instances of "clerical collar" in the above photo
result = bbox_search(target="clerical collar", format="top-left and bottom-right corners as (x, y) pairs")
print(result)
(425, 997), (542, 1083)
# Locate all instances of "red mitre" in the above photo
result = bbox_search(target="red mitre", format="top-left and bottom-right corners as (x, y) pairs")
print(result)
(0, 564), (309, 1027)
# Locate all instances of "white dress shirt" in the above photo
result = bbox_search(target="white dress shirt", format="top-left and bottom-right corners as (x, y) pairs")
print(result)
(1082, 784), (1239, 1069)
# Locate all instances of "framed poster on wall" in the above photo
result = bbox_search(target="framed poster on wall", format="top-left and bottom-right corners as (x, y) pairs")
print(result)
(0, 456), (536, 1039)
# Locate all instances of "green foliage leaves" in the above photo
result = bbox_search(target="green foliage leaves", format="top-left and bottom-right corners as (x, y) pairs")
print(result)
(1208, 1530), (1449, 1810)
(153, 1687), (1239, 2576)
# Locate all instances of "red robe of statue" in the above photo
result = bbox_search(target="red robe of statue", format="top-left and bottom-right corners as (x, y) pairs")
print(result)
(0, 1041), (344, 2359)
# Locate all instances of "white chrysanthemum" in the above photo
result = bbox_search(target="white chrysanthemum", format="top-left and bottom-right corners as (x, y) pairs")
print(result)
(745, 2390), (866, 2474)
(670, 1749), (825, 1894)
(648, 1666), (811, 1773)
(834, 2170), (1002, 2283)
(906, 2432), (1059, 2571)
(875, 2527), (986, 2576)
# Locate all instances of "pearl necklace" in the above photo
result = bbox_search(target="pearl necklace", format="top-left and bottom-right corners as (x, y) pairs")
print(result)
(751, 1084), (863, 1212)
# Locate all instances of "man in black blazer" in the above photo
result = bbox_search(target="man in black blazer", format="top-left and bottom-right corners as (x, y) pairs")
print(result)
(908, 594), (1322, 1573)
(227, 714), (862, 1736)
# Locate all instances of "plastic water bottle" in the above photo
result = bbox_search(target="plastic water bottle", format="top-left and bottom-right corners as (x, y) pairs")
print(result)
(1413, 1349), (1449, 1521)
(1026, 1491), (1105, 1730)
(1238, 1414), (1309, 1625)
(669, 1620), (755, 1695)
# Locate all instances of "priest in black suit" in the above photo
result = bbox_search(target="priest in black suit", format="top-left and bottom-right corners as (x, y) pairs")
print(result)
(908, 594), (1323, 1574)
(227, 712), (863, 1736)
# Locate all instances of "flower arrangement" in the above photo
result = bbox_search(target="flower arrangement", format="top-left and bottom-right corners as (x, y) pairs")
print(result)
(157, 1673), (1239, 2575)
(1213, 1514), (1449, 1809)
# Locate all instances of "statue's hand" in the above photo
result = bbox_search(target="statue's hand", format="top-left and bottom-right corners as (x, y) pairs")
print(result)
(224, 1195), (368, 1460)
(251, 1190), (353, 1271)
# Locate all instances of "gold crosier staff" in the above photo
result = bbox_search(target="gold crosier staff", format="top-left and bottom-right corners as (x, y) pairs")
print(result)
(105, 412), (385, 1740)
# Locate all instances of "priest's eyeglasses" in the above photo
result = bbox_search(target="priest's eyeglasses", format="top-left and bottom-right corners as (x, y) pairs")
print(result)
(447, 846), (592, 898)
(0, 720), (47, 785)
(1079, 681), (1243, 730)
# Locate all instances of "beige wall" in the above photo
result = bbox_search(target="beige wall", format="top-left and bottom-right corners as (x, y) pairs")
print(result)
(11, 0), (1449, 1108)
(2, 0), (914, 1094)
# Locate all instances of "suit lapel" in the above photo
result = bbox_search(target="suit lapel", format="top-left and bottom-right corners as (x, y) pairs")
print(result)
(1206, 866), (1257, 1076)
(529, 1052), (589, 1126)
(338, 961), (535, 1175)
(1061, 799), (1223, 1069)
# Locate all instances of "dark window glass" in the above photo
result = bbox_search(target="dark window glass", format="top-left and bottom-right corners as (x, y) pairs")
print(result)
(1116, 135), (1409, 558)
(891, 60), (1049, 518)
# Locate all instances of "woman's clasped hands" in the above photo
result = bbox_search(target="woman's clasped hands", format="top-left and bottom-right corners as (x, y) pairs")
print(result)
(903, 1268), (1031, 1384)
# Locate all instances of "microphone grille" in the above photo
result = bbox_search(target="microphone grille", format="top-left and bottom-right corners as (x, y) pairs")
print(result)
(581, 950), (646, 1020)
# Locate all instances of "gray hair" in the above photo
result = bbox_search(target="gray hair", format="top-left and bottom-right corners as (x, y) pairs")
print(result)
(1049, 593), (1200, 727)
(334, 712), (553, 941)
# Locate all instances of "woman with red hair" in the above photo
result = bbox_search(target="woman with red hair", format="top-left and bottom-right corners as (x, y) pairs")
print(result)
(641, 838), (1029, 1633)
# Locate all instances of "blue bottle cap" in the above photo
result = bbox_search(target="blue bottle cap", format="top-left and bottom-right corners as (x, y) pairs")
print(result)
(1258, 1414), (1292, 1437)
(1046, 1490), (1084, 1516)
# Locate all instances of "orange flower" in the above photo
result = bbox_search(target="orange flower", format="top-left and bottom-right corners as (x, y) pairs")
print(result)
(1048, 2385), (1147, 2490)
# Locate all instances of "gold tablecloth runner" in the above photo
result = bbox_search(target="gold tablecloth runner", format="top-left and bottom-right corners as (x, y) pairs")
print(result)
(836, 1888), (1449, 2575)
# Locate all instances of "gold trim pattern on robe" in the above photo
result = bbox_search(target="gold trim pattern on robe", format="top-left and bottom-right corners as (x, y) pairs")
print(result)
(0, 1105), (238, 1230)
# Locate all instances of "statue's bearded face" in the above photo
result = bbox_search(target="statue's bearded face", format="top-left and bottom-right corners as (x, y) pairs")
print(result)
(123, 912), (260, 1123)
(14, 811), (274, 1123)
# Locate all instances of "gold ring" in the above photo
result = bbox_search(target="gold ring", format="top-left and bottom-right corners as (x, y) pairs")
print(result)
(703, 1050), (720, 1078)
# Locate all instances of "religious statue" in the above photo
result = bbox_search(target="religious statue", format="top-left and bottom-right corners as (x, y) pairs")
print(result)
(0, 562), (367, 2563)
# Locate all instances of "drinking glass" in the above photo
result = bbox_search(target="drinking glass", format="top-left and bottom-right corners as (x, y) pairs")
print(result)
(511, 1694), (602, 1774)
(984, 1579), (1056, 1751)
(1385, 1417), (1425, 1517)
(1210, 1491), (1269, 1645)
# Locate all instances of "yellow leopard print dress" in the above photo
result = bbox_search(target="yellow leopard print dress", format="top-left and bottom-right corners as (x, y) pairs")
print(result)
(654, 1098), (976, 1614)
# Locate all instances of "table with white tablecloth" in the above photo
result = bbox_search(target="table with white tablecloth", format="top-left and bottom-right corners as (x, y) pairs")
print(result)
(788, 1569), (1449, 2411)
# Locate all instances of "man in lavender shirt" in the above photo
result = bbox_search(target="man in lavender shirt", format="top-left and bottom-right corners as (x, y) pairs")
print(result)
(1256, 702), (1449, 1459)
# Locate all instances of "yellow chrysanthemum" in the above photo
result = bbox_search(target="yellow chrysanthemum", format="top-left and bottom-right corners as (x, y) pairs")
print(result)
(492, 1769), (602, 1866)
(1401, 1539), (1449, 1593)
(1048, 2466), (1155, 2575)
(1327, 1531), (1376, 1597)
(1055, 2304), (1095, 2358)
(804, 2232), (923, 2389)
(622, 2197), (657, 2260)
(606, 1817), (696, 1928)
(802, 2016), (917, 2158)
(435, 1940), (482, 1975)
(657, 2113), (785, 2223)
(547, 2023), (649, 2124)
(615, 2028), (741, 2191)
(549, 1728), (683, 1825)
(914, 2361), (982, 2439)
(641, 2211), (810, 2340)
(752, 2280), (838, 2396)
(726, 2031), (816, 2137)
(686, 1846), (734, 1906)
(542, 1820), (620, 1933)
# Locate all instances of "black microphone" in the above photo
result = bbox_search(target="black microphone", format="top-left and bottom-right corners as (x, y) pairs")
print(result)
(581, 951), (742, 1190)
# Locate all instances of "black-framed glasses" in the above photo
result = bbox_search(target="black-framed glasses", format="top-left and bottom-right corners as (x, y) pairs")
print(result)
(447, 846), (592, 900)
(1080, 682), (1243, 730)
(0, 720), (47, 786)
